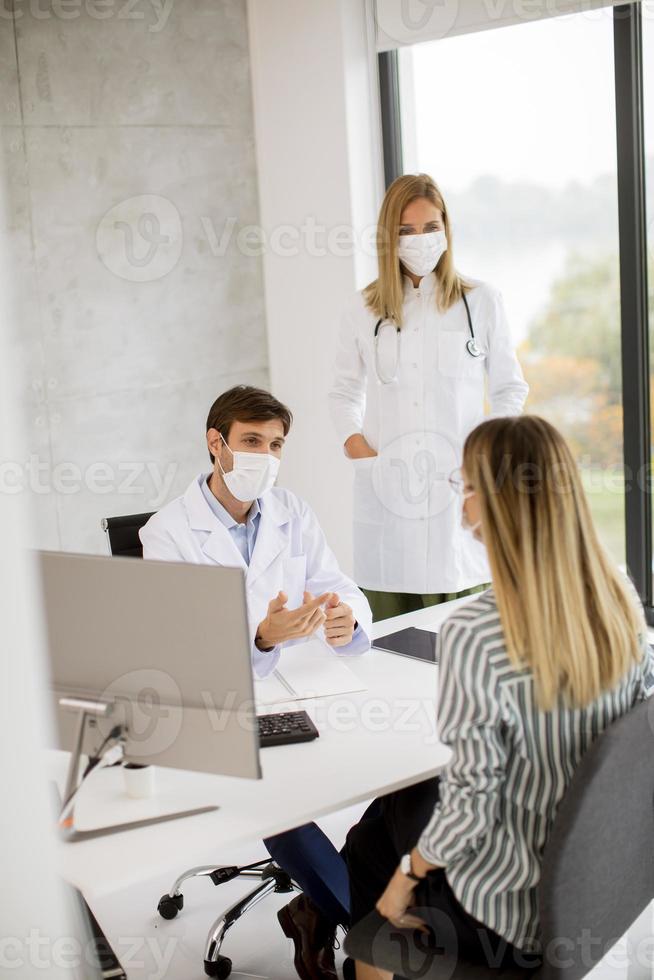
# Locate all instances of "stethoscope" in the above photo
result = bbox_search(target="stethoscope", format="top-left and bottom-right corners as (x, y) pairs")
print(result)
(373, 292), (484, 385)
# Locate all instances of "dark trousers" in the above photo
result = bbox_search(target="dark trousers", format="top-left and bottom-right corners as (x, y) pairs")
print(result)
(264, 823), (351, 928)
(346, 778), (542, 970)
(361, 584), (490, 623)
(263, 800), (383, 930)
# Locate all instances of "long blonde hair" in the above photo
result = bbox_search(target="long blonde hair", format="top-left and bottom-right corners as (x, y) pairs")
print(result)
(363, 173), (469, 326)
(463, 416), (644, 710)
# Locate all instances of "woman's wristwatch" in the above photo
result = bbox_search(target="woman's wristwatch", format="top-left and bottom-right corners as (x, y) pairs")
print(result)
(400, 852), (424, 882)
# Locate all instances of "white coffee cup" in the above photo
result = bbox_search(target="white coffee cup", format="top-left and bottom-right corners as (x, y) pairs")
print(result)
(122, 762), (155, 799)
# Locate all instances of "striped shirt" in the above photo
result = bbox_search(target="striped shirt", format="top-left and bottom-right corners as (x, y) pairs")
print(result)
(417, 587), (654, 953)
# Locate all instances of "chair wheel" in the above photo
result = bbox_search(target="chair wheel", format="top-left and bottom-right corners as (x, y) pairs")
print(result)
(204, 955), (232, 978)
(157, 893), (183, 919)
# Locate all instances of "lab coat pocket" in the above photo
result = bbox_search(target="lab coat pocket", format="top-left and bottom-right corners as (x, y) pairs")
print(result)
(282, 554), (307, 610)
(438, 331), (485, 379)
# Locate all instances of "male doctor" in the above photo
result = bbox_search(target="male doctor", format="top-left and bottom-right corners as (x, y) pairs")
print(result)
(140, 384), (372, 980)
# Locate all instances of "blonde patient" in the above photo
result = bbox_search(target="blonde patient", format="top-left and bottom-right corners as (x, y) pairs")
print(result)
(345, 415), (652, 979)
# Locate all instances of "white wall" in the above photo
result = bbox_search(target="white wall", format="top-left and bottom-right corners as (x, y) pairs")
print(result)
(247, 0), (384, 576)
(3, 0), (268, 555)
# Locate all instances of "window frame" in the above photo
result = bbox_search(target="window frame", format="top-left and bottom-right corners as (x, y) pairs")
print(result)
(614, 2), (653, 621)
(378, 3), (654, 621)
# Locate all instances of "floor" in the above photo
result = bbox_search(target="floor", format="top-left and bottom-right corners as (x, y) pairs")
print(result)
(89, 803), (364, 980)
(89, 801), (652, 980)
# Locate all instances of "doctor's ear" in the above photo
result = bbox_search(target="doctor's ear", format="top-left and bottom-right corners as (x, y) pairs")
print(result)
(207, 427), (225, 461)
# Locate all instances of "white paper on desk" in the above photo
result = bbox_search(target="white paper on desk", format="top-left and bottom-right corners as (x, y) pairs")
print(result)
(254, 671), (293, 707)
(254, 638), (367, 707)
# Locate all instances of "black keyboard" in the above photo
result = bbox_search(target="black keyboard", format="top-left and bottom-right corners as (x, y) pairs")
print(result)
(258, 710), (319, 748)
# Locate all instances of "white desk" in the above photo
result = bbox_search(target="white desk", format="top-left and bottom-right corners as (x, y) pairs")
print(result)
(51, 597), (470, 899)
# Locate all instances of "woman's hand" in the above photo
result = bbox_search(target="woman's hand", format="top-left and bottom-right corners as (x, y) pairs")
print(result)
(375, 868), (426, 931)
(344, 433), (377, 459)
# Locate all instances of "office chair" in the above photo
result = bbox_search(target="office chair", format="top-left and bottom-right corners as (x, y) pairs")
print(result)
(344, 697), (654, 980)
(101, 512), (155, 558)
(101, 512), (299, 979)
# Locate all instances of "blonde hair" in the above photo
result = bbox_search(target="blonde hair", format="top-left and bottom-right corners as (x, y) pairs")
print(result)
(363, 173), (470, 326)
(463, 416), (645, 710)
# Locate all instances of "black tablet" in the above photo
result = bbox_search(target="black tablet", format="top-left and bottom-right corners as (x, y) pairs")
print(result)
(373, 626), (439, 664)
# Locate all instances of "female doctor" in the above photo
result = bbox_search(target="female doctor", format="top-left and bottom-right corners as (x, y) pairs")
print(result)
(328, 173), (529, 621)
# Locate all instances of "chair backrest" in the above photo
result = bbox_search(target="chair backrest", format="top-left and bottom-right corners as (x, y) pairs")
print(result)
(537, 697), (654, 980)
(101, 512), (155, 558)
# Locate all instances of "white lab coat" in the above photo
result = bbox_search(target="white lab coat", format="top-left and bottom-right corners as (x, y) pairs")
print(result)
(328, 272), (528, 594)
(139, 474), (373, 677)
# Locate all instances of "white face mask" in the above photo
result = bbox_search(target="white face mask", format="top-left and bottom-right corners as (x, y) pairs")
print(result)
(397, 230), (447, 278)
(217, 434), (280, 502)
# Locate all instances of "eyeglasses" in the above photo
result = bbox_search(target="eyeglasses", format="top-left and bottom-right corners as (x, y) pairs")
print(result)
(448, 468), (476, 498)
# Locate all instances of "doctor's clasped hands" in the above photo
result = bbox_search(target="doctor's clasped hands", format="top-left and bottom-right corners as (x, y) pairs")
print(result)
(254, 590), (356, 651)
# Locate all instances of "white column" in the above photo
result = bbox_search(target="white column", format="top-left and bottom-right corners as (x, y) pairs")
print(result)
(247, 0), (384, 574)
(0, 155), (81, 975)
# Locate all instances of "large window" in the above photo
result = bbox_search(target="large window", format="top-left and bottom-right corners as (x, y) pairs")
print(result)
(645, 2), (654, 596)
(396, 10), (625, 564)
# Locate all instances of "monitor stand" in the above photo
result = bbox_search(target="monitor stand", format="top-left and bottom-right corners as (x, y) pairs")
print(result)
(58, 697), (218, 842)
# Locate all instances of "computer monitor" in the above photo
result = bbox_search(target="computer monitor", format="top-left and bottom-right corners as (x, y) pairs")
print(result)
(37, 550), (261, 840)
